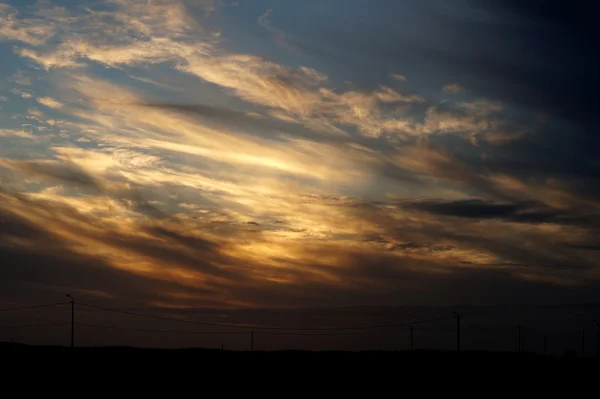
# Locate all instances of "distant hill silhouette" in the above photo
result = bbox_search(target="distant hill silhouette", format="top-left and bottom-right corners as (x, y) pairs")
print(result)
(3, 341), (595, 364)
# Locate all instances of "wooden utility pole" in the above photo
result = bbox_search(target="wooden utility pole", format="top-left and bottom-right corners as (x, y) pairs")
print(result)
(581, 329), (585, 358)
(457, 314), (461, 352)
(71, 300), (74, 349)
(410, 326), (414, 350)
(517, 325), (521, 353)
(251, 331), (254, 351)
(544, 335), (547, 356)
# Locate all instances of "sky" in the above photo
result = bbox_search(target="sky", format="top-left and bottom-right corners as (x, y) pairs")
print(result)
(1, 0), (599, 349)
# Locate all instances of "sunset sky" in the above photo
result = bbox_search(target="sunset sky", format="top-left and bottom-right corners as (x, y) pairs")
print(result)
(1, 0), (599, 332)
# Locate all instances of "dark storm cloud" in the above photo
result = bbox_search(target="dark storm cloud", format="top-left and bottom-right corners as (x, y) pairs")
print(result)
(405, 199), (600, 227)
(565, 244), (600, 252)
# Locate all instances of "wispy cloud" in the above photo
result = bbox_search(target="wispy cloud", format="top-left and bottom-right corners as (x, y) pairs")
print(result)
(443, 83), (465, 93)
(1, 0), (598, 310)
(0, 3), (56, 45)
(10, 88), (33, 99)
(37, 97), (64, 109)
(0, 128), (36, 139)
(258, 9), (298, 53)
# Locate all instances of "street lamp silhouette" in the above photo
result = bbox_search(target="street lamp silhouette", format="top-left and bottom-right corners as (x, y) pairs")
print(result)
(67, 294), (74, 349)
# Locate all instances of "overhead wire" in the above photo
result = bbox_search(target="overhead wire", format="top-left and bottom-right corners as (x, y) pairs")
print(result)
(1, 302), (591, 352)
(78, 323), (249, 335)
(79, 322), (413, 336)
(0, 302), (70, 312)
(0, 323), (71, 329)
(78, 302), (453, 331)
(462, 318), (510, 336)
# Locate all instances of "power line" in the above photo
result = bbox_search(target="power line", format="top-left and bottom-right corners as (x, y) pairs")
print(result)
(462, 318), (510, 336)
(517, 325), (546, 338)
(414, 327), (454, 332)
(78, 302), (453, 331)
(0, 302), (70, 312)
(78, 323), (249, 335)
(80, 323), (412, 336)
(79, 323), (413, 337)
(462, 318), (548, 338)
(0, 323), (71, 329)
(548, 330), (583, 340)
(462, 317), (584, 343)
(257, 327), (413, 336)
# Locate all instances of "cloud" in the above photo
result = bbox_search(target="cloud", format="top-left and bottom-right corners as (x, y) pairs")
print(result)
(176, 51), (424, 137)
(2, 187), (597, 313)
(404, 198), (599, 228)
(6, 2), (427, 139)
(456, 99), (502, 115)
(16, 38), (192, 70)
(410, 99), (531, 144)
(1, 0), (599, 316)
(1, 159), (103, 191)
(16, 46), (84, 70)
(185, 0), (218, 15)
(390, 73), (406, 82)
(37, 97), (64, 109)
(258, 9), (298, 53)
(11, 70), (32, 86)
(132, 102), (353, 145)
(0, 129), (36, 140)
(10, 88), (33, 99)
(0, 200), (229, 308)
(443, 83), (464, 93)
(434, 1), (598, 130)
(9, 0), (209, 70)
(0, 3), (55, 45)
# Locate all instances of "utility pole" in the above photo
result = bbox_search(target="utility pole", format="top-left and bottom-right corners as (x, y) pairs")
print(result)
(544, 335), (547, 356)
(517, 325), (521, 353)
(251, 331), (254, 351)
(410, 326), (414, 350)
(581, 329), (585, 358)
(453, 311), (460, 352)
(66, 294), (74, 349)
(522, 337), (525, 353)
